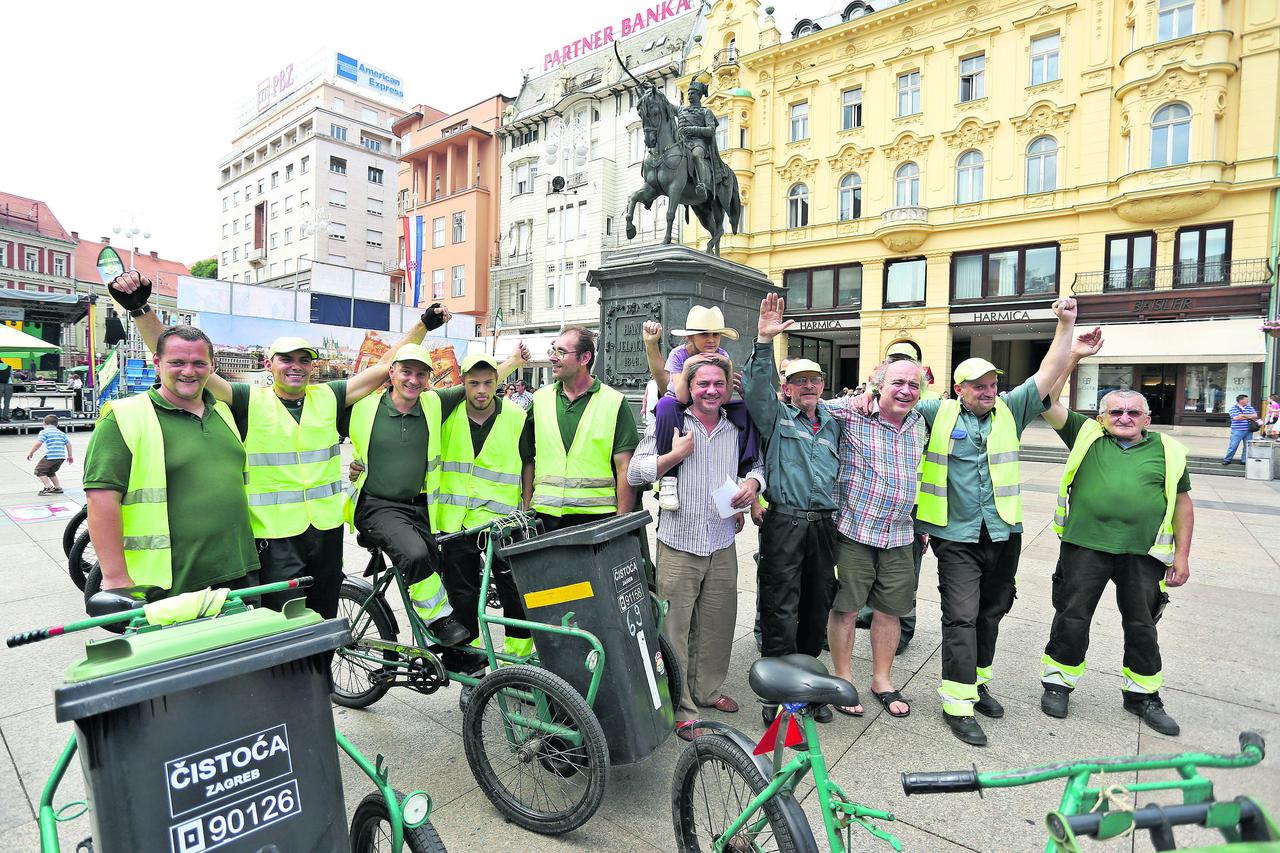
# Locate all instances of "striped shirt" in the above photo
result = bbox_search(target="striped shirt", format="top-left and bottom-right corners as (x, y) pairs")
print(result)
(1229, 404), (1257, 431)
(629, 409), (766, 557)
(824, 399), (925, 549)
(38, 426), (70, 460)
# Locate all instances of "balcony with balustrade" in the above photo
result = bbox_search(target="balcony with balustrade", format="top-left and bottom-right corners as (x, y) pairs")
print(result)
(874, 205), (931, 252)
(1072, 257), (1272, 322)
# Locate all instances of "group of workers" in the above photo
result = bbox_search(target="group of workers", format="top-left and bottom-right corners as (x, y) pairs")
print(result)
(83, 271), (1193, 750)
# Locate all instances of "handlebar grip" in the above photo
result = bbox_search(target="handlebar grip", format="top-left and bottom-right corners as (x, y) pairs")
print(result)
(7, 629), (48, 648)
(1240, 731), (1266, 758)
(901, 770), (979, 795)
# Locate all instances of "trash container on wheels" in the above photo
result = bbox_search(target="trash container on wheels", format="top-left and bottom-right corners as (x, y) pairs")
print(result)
(1246, 439), (1273, 481)
(53, 601), (351, 853)
(501, 510), (674, 765)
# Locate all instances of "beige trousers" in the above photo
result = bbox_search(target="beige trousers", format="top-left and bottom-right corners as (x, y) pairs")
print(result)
(657, 540), (739, 720)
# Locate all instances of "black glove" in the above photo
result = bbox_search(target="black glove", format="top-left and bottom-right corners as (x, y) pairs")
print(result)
(422, 302), (446, 332)
(108, 275), (153, 312)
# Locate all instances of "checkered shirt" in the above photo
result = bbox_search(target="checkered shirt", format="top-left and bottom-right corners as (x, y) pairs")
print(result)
(825, 400), (925, 549)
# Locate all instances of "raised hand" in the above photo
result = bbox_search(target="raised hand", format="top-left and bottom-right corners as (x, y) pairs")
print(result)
(1052, 297), (1078, 323)
(642, 321), (663, 345)
(514, 340), (532, 363)
(108, 270), (152, 311)
(757, 293), (793, 341)
(1071, 326), (1103, 358)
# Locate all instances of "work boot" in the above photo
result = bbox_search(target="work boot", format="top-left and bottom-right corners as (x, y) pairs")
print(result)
(1041, 686), (1070, 719)
(1123, 692), (1180, 736)
(813, 705), (833, 724)
(944, 712), (987, 746)
(429, 615), (470, 647)
(975, 684), (1005, 719)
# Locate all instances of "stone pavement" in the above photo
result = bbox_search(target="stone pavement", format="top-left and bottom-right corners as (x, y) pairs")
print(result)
(0, 431), (1277, 852)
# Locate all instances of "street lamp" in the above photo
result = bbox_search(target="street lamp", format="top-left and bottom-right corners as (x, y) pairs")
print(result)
(111, 217), (152, 271)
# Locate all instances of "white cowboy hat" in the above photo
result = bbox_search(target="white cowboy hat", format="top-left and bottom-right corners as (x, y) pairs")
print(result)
(672, 305), (740, 340)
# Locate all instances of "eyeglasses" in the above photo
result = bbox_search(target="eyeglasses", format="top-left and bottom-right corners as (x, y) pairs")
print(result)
(547, 347), (584, 358)
(1106, 408), (1145, 418)
(788, 376), (824, 387)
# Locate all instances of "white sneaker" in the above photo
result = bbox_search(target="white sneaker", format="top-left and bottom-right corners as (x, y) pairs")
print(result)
(658, 475), (680, 511)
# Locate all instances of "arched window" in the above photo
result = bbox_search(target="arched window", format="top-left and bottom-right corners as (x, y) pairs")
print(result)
(1026, 136), (1058, 194)
(788, 183), (810, 228)
(894, 162), (920, 207)
(1151, 103), (1191, 168)
(955, 150), (984, 204)
(838, 173), (862, 221)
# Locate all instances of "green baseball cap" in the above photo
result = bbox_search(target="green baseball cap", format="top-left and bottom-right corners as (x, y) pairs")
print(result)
(953, 357), (1003, 384)
(460, 352), (501, 375)
(266, 336), (319, 359)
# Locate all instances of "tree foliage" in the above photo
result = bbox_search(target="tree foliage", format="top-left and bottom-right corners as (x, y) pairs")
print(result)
(190, 258), (218, 279)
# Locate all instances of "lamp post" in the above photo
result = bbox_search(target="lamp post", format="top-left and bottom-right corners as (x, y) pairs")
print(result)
(111, 217), (152, 271)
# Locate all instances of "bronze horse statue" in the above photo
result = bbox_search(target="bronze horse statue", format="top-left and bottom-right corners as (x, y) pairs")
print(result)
(616, 47), (741, 256)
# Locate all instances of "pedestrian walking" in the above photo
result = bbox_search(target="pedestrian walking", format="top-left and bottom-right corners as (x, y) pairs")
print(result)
(1222, 393), (1261, 465)
(28, 414), (72, 495)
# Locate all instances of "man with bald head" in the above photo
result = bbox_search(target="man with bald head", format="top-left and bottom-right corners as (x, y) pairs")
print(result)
(1038, 330), (1191, 736)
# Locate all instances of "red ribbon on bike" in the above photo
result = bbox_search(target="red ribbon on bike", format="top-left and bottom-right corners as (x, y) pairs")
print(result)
(754, 710), (804, 756)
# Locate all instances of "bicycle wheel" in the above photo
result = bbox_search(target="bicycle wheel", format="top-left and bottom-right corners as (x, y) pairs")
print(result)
(463, 664), (608, 835)
(62, 505), (88, 556)
(349, 789), (447, 853)
(67, 530), (95, 591)
(658, 632), (683, 712)
(332, 578), (396, 709)
(672, 732), (810, 853)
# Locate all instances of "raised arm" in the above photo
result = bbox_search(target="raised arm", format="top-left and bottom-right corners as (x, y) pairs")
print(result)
(642, 321), (669, 395)
(1042, 326), (1103, 429)
(743, 293), (792, 434)
(498, 341), (532, 382)
(1032, 297), (1079, 400)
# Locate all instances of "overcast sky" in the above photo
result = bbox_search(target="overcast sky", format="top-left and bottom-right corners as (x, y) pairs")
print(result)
(2, 0), (729, 266)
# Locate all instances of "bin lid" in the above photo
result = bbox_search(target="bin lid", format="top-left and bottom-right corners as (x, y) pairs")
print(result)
(55, 611), (350, 722)
(500, 510), (651, 559)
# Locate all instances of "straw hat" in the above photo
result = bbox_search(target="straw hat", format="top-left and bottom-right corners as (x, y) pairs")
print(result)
(672, 305), (739, 340)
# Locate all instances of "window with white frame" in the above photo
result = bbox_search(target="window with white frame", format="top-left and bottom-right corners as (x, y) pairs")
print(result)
(838, 173), (862, 220)
(452, 212), (465, 243)
(514, 161), (531, 195)
(222, 224), (228, 238)
(790, 102), (809, 141)
(894, 162), (921, 206)
(432, 217), (445, 248)
(284, 195), (293, 212)
(956, 150), (985, 203)
(271, 201), (279, 219)
(841, 88), (863, 130)
(301, 156), (310, 174)
(547, 209), (559, 244)
(330, 124), (348, 142)
(284, 227), (293, 244)
(53, 255), (66, 277)
(451, 264), (465, 297)
(222, 196), (229, 211)
(271, 262), (280, 275)
(363, 260), (380, 272)
(361, 106), (378, 124)
(244, 214), (251, 229)
(232, 247), (239, 262)
(959, 55), (985, 102)
(1151, 103), (1191, 167)
(270, 233), (278, 249)
(257, 179), (264, 194)
(578, 201), (588, 237)
(330, 222), (347, 241)
(284, 258), (294, 274)
(285, 164), (293, 182)
(897, 71), (921, 116)
(1026, 136), (1058, 193)
(330, 188), (347, 208)
(578, 273), (589, 304)
(432, 268), (445, 299)
(361, 136), (381, 153)
(233, 219), (240, 234)
(222, 251), (228, 265)
(333, 97), (345, 113)
(234, 191), (241, 205)
(1030, 33), (1060, 85)
(562, 205), (576, 241)
(366, 229), (382, 248)
(300, 188), (310, 208)
(545, 280), (556, 309)
(787, 183), (809, 228)
(367, 197), (383, 216)
(1157, 0), (1194, 41)
(716, 116), (729, 150)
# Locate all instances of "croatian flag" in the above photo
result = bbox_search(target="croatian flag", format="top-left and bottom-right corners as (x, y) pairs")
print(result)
(403, 215), (424, 307)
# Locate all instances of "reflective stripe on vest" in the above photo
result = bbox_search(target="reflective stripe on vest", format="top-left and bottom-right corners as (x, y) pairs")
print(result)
(244, 385), (344, 538)
(434, 401), (526, 534)
(1052, 421), (1187, 566)
(408, 572), (454, 622)
(107, 392), (239, 590)
(916, 398), (1022, 527)
(343, 390), (443, 530)
(530, 384), (623, 517)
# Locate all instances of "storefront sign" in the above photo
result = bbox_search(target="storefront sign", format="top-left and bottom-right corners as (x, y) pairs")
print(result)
(950, 307), (1056, 324)
(789, 317), (858, 332)
(1133, 297), (1192, 313)
(542, 0), (694, 70)
(0, 307), (24, 322)
(335, 53), (404, 103)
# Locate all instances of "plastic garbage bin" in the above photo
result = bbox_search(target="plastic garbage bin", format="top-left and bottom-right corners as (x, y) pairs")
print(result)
(54, 601), (350, 853)
(1246, 439), (1273, 481)
(501, 510), (673, 765)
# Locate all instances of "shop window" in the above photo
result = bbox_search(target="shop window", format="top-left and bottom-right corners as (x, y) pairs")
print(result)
(1150, 103), (1191, 168)
(885, 257), (926, 306)
(1104, 231), (1156, 291)
(951, 243), (1059, 301)
(1184, 364), (1252, 414)
(1174, 222), (1231, 287)
(784, 264), (862, 310)
(785, 334), (835, 397)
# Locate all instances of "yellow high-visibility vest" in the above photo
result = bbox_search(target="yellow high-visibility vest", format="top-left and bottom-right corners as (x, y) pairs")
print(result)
(1052, 419), (1188, 565)
(531, 384), (622, 517)
(917, 398), (1022, 527)
(344, 390), (442, 528)
(244, 385), (344, 538)
(107, 392), (239, 590)
(435, 401), (525, 533)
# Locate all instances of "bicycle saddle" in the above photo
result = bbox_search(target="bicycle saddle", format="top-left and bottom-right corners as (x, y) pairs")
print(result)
(85, 586), (160, 617)
(749, 654), (858, 707)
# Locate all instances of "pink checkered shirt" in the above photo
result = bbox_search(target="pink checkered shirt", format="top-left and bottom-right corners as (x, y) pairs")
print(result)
(824, 400), (925, 549)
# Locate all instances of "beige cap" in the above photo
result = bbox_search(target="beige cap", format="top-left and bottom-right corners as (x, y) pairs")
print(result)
(953, 357), (1004, 384)
(783, 358), (825, 381)
(672, 305), (740, 340)
(885, 341), (921, 360)
(267, 336), (319, 359)
(460, 352), (501, 374)
(393, 343), (433, 366)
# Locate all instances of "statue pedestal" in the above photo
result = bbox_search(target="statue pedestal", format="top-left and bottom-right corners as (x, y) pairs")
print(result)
(589, 244), (780, 406)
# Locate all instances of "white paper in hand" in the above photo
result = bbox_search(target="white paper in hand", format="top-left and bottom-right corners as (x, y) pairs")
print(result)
(711, 477), (740, 519)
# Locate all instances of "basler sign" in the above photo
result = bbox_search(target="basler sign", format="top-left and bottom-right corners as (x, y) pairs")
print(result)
(543, 0), (693, 70)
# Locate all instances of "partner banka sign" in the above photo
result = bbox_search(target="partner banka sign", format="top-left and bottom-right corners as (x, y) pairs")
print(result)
(542, 0), (694, 71)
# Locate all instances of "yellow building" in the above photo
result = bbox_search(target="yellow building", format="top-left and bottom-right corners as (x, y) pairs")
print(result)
(683, 0), (1280, 427)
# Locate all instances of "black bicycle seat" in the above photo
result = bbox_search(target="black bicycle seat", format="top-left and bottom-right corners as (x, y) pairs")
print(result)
(749, 654), (858, 707)
(85, 586), (158, 618)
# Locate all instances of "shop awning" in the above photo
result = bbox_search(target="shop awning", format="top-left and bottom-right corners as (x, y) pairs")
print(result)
(0, 324), (61, 357)
(1086, 318), (1266, 364)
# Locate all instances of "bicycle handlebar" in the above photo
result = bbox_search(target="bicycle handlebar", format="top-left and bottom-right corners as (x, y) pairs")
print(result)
(1063, 798), (1262, 838)
(434, 509), (539, 544)
(901, 769), (980, 796)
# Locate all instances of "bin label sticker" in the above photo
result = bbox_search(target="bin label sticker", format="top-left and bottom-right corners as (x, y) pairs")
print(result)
(165, 724), (294, 818)
(636, 628), (663, 710)
(170, 778), (302, 853)
(524, 580), (594, 609)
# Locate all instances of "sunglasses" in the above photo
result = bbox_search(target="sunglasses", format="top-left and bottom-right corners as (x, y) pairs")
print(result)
(1105, 408), (1145, 418)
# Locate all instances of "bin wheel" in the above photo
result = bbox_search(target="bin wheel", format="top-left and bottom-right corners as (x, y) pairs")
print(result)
(671, 731), (813, 853)
(463, 664), (609, 835)
(658, 633), (683, 713)
(62, 505), (88, 557)
(332, 578), (396, 709)
(67, 529), (95, 592)
(349, 789), (447, 853)
(82, 567), (127, 635)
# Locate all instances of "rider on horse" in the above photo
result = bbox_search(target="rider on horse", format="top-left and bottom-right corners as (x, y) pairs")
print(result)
(677, 79), (722, 204)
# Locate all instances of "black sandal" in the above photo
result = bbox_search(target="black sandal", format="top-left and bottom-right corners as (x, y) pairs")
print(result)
(872, 689), (910, 718)
(832, 684), (863, 717)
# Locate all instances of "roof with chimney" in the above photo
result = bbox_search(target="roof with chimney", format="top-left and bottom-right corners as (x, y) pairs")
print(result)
(0, 191), (74, 243)
(73, 236), (192, 298)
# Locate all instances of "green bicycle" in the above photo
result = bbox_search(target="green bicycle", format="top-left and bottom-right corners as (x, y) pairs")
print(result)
(901, 731), (1275, 851)
(671, 653), (902, 852)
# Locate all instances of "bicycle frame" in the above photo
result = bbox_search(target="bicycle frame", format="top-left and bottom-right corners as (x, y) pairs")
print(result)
(709, 710), (899, 853)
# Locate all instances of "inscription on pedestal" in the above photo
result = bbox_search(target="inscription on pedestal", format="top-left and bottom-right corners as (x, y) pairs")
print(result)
(603, 301), (662, 387)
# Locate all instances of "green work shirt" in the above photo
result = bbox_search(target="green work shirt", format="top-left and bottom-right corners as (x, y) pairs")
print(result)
(915, 377), (1049, 543)
(742, 342), (841, 511)
(82, 388), (259, 593)
(526, 378), (639, 456)
(441, 393), (535, 462)
(1055, 410), (1191, 556)
(354, 388), (451, 501)
(228, 380), (348, 440)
